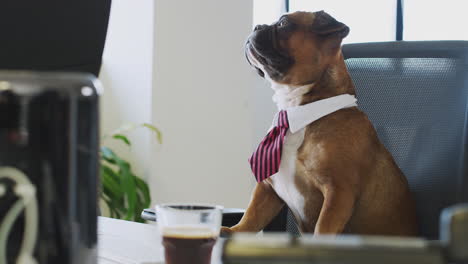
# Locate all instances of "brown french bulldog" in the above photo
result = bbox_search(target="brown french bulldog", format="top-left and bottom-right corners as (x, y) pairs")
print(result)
(224, 11), (418, 236)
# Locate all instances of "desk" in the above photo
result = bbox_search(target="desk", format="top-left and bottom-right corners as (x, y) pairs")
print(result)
(97, 217), (223, 264)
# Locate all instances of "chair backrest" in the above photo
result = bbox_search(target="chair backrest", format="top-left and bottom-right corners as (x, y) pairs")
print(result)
(342, 41), (468, 239)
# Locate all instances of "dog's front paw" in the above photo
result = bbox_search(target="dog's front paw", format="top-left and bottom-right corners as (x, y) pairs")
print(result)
(220, 226), (234, 237)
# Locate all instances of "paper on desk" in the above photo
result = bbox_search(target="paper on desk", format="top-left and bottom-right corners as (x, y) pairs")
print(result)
(98, 217), (224, 264)
(98, 217), (164, 264)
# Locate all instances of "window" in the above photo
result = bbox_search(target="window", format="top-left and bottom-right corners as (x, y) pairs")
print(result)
(255, 0), (468, 43)
(289, 0), (396, 44)
(404, 0), (468, 40)
(253, 0), (286, 26)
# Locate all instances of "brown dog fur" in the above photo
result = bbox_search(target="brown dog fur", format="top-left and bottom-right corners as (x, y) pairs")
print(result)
(223, 11), (418, 236)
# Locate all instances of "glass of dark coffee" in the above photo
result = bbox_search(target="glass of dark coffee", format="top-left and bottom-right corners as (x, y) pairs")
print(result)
(156, 204), (223, 264)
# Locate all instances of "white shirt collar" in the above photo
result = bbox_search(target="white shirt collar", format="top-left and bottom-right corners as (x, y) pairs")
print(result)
(277, 94), (357, 133)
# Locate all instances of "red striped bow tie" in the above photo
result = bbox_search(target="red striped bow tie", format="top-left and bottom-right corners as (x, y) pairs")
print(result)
(249, 110), (289, 182)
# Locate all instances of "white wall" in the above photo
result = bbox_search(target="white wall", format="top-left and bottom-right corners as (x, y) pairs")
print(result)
(100, 0), (284, 210)
(99, 0), (154, 179)
(151, 0), (260, 208)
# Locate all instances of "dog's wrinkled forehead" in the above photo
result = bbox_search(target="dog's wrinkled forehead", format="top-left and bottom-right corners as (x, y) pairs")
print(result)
(288, 10), (348, 36)
(287, 11), (316, 25)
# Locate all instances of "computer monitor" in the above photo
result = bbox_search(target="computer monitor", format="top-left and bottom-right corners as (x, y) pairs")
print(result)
(0, 0), (111, 76)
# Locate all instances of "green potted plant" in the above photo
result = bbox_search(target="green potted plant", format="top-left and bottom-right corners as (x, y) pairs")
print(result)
(100, 123), (161, 222)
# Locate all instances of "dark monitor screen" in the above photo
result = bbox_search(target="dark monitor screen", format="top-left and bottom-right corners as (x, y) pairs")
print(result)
(0, 0), (111, 76)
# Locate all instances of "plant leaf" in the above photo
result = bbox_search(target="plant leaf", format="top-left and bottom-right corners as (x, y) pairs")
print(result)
(113, 134), (131, 146)
(102, 123), (138, 140)
(101, 166), (123, 198)
(101, 149), (134, 220)
(134, 176), (151, 208)
(134, 175), (151, 223)
(103, 192), (125, 219)
(133, 192), (144, 223)
(100, 123), (157, 222)
(102, 184), (124, 212)
(103, 198), (117, 218)
(101, 164), (120, 184)
(110, 123), (138, 136)
(100, 146), (117, 164)
(117, 159), (137, 221)
(143, 123), (163, 144)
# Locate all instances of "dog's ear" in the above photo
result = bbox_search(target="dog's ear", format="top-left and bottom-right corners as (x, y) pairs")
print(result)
(311, 11), (349, 39)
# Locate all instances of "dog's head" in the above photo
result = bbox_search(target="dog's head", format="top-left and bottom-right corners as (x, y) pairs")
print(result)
(246, 11), (349, 86)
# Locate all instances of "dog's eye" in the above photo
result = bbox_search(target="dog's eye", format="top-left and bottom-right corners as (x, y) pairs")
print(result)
(278, 19), (288, 28)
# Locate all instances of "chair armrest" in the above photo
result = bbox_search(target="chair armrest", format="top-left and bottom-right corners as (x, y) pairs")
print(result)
(140, 208), (245, 227)
(222, 208), (245, 227)
(141, 208), (157, 221)
(440, 203), (468, 262)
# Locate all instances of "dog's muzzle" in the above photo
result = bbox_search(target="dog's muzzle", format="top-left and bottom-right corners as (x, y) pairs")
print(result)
(245, 25), (293, 80)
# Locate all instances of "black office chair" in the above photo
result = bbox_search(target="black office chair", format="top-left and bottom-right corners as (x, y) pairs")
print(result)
(343, 41), (468, 239)
(223, 41), (468, 264)
(257, 41), (468, 239)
